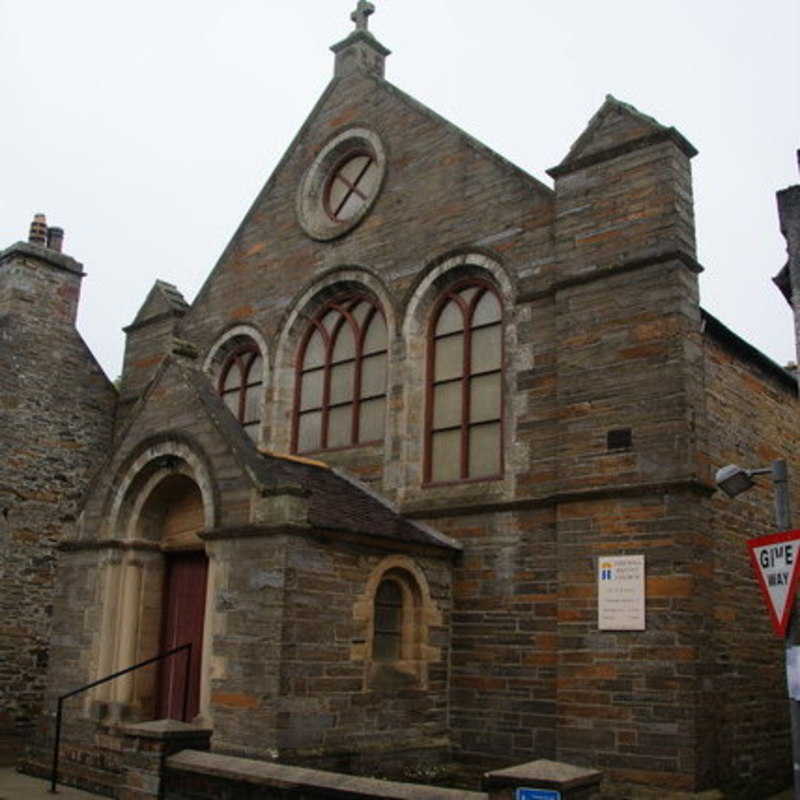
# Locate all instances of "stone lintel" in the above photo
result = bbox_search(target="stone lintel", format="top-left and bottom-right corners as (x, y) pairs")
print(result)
(331, 30), (390, 78)
(200, 523), (304, 541)
(0, 240), (85, 276)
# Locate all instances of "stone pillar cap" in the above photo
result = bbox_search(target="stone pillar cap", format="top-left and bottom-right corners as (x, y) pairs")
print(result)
(119, 719), (213, 740)
(484, 759), (603, 790)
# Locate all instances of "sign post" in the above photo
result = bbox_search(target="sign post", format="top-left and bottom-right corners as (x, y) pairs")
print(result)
(744, 460), (799, 799)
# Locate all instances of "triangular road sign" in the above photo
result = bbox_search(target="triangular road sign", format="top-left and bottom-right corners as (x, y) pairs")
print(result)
(747, 530), (800, 637)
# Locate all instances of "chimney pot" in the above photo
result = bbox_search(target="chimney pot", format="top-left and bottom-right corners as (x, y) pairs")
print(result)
(47, 226), (64, 253)
(28, 213), (47, 246)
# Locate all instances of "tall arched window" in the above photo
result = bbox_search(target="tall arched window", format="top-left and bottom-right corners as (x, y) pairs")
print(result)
(219, 346), (263, 442)
(426, 280), (503, 483)
(293, 295), (388, 453)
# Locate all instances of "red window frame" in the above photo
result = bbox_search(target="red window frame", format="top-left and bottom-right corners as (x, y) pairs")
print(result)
(291, 294), (388, 454)
(218, 345), (263, 437)
(324, 152), (377, 222)
(424, 279), (504, 485)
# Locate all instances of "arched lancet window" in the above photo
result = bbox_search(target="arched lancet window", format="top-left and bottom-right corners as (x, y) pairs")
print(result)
(373, 579), (403, 661)
(426, 280), (503, 483)
(219, 346), (263, 442)
(293, 295), (387, 453)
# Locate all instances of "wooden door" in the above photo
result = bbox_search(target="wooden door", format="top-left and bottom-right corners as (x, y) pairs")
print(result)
(157, 552), (208, 721)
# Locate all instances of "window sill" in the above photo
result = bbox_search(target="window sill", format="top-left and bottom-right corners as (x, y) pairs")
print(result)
(421, 473), (504, 489)
(295, 439), (383, 457)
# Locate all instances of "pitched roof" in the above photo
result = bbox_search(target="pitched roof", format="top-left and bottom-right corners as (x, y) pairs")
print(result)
(128, 279), (189, 329)
(186, 366), (460, 553)
(549, 94), (697, 177)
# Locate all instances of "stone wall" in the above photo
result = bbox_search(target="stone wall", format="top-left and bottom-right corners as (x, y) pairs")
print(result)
(209, 531), (453, 772)
(702, 322), (799, 795)
(0, 242), (117, 756)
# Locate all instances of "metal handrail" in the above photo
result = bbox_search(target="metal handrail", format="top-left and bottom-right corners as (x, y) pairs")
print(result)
(49, 641), (192, 794)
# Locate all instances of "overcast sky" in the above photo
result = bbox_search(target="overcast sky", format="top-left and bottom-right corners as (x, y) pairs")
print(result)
(2, 0), (798, 379)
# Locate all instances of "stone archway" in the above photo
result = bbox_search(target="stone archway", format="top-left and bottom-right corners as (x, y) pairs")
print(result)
(95, 444), (215, 724)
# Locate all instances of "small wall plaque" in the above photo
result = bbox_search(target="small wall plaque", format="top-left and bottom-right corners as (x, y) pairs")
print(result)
(598, 554), (645, 630)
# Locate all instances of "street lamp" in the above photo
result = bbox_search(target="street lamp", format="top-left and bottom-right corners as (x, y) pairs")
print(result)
(714, 463), (772, 498)
(715, 459), (798, 798)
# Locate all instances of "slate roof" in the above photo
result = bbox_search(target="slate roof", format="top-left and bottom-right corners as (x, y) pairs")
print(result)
(187, 366), (460, 553)
(701, 308), (797, 392)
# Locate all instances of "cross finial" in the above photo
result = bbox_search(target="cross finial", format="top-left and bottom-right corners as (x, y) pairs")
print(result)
(351, 0), (375, 32)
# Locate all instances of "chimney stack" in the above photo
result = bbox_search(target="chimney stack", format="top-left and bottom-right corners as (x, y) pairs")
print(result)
(27, 214), (66, 253)
(28, 213), (47, 246)
(47, 227), (64, 253)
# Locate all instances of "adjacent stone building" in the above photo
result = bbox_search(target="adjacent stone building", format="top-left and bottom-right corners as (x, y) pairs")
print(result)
(3, 5), (798, 797)
(0, 216), (117, 760)
(775, 151), (800, 362)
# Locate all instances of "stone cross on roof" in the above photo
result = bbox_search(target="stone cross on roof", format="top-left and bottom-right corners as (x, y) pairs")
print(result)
(351, 0), (375, 32)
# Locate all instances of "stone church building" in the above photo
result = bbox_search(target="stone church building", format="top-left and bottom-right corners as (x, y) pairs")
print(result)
(2, 4), (799, 797)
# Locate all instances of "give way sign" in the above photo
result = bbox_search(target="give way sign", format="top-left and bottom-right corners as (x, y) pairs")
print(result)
(747, 530), (800, 637)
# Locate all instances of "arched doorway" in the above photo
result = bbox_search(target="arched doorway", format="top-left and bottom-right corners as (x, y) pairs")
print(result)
(136, 473), (208, 721)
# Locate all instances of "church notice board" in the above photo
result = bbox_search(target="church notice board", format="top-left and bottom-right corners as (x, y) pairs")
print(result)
(598, 555), (645, 630)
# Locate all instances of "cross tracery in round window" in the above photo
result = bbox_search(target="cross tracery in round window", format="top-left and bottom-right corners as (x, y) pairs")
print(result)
(294, 295), (388, 454)
(296, 128), (386, 241)
(325, 154), (379, 222)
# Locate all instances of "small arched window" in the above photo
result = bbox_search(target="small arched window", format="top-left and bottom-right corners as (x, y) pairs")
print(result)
(293, 295), (388, 453)
(219, 346), (264, 442)
(373, 579), (403, 661)
(426, 280), (503, 483)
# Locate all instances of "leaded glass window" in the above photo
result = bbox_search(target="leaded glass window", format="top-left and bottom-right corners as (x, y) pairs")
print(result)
(294, 295), (388, 453)
(426, 282), (502, 482)
(373, 579), (403, 661)
(219, 346), (263, 442)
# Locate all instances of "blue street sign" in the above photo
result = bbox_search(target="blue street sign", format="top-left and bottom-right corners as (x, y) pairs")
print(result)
(516, 790), (561, 800)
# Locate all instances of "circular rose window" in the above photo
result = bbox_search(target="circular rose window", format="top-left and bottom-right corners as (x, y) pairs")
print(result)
(297, 128), (386, 241)
(325, 154), (379, 222)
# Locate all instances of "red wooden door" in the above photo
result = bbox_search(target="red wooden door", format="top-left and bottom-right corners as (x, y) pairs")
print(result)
(157, 552), (208, 721)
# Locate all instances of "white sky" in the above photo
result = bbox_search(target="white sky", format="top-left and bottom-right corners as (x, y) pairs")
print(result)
(1, 1), (798, 379)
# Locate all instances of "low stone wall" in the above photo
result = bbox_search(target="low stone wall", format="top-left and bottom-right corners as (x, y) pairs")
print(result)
(164, 750), (486, 800)
(164, 750), (605, 800)
(110, 722), (601, 800)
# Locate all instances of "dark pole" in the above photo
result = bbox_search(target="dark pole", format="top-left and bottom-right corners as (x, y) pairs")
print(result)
(48, 642), (191, 795)
(49, 697), (63, 793)
(182, 642), (192, 723)
(772, 459), (799, 799)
